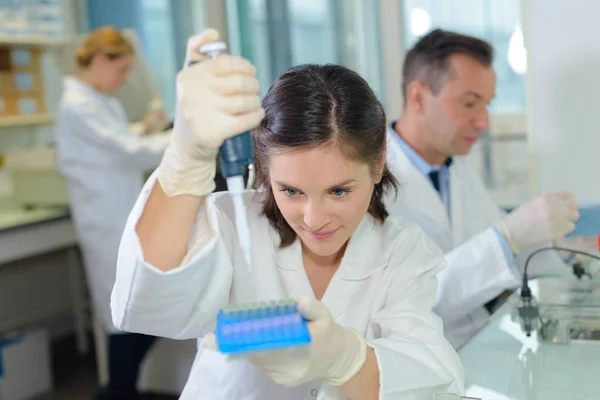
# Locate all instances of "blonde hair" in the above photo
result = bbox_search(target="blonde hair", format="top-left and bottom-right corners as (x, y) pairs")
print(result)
(75, 26), (135, 69)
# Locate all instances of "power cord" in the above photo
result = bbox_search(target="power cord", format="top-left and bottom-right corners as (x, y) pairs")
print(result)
(519, 246), (600, 337)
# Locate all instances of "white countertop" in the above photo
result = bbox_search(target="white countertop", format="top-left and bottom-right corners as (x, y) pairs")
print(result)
(0, 206), (70, 231)
(459, 278), (600, 400)
(0, 205), (75, 264)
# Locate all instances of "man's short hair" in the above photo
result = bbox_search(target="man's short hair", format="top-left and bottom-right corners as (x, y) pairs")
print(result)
(402, 29), (494, 103)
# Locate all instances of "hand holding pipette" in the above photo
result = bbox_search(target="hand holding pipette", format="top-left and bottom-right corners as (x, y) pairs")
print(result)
(156, 29), (264, 198)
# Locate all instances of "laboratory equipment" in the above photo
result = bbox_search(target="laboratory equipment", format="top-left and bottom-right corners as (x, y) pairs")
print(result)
(193, 41), (255, 272)
(216, 300), (310, 354)
(525, 278), (600, 344)
(514, 235), (600, 341)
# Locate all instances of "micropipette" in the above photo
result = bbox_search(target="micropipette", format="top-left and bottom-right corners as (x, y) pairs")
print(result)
(192, 41), (255, 272)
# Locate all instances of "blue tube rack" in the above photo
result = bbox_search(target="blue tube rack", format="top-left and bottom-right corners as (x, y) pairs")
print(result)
(216, 299), (311, 354)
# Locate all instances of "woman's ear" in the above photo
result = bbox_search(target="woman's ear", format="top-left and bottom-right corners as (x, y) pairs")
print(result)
(374, 149), (386, 184)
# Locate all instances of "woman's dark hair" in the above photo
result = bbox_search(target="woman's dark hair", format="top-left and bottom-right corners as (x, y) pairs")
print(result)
(253, 64), (398, 247)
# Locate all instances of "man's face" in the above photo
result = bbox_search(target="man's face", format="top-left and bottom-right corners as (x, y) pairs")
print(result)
(420, 54), (496, 157)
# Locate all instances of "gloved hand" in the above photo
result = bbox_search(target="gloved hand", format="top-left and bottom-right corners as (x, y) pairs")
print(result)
(156, 29), (264, 197)
(203, 296), (367, 387)
(142, 99), (170, 133)
(495, 191), (579, 254)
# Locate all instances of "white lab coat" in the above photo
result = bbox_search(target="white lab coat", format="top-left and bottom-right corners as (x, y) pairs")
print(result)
(55, 76), (171, 333)
(384, 128), (571, 349)
(111, 172), (466, 400)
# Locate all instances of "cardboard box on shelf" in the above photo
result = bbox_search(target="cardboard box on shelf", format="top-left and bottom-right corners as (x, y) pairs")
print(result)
(13, 70), (44, 93)
(0, 47), (42, 71)
(0, 71), (14, 95)
(0, 93), (46, 116)
(0, 70), (44, 95)
(10, 48), (42, 70)
(0, 48), (10, 70)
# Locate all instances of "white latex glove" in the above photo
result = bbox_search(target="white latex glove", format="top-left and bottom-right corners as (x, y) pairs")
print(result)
(156, 29), (264, 197)
(495, 191), (579, 254)
(202, 297), (367, 387)
(142, 108), (170, 134)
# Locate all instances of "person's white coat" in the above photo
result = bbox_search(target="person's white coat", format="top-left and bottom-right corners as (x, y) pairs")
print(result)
(55, 76), (171, 333)
(111, 172), (466, 400)
(384, 128), (571, 349)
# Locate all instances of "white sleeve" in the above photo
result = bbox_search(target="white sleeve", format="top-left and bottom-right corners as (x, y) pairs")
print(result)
(111, 172), (237, 339)
(434, 227), (521, 321)
(433, 164), (521, 321)
(368, 226), (465, 399)
(58, 104), (171, 171)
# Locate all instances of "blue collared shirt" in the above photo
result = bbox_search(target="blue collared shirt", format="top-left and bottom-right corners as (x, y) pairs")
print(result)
(389, 122), (515, 264)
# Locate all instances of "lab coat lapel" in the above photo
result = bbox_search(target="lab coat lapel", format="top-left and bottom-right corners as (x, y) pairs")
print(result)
(322, 217), (387, 319)
(386, 134), (452, 234)
(449, 164), (464, 244)
(270, 231), (315, 300)
(272, 217), (387, 320)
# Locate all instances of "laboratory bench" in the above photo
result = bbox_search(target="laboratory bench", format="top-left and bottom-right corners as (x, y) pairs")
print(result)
(0, 204), (89, 355)
(0, 205), (72, 262)
(0, 204), (198, 395)
(459, 277), (600, 400)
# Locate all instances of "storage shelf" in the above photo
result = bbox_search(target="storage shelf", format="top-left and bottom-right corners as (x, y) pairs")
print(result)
(0, 114), (54, 127)
(0, 35), (66, 47)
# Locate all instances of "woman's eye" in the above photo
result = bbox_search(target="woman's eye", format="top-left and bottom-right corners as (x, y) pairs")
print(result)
(331, 188), (349, 197)
(284, 188), (299, 196)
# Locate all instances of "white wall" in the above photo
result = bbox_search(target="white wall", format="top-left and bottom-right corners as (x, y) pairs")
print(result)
(525, 0), (600, 202)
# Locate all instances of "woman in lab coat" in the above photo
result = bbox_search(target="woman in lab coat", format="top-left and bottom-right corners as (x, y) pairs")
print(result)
(55, 26), (171, 400)
(111, 30), (465, 399)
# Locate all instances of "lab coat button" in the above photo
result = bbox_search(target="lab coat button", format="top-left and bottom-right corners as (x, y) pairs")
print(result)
(303, 388), (318, 399)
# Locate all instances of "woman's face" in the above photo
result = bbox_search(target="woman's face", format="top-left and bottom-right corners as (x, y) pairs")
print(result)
(269, 144), (383, 262)
(93, 53), (134, 93)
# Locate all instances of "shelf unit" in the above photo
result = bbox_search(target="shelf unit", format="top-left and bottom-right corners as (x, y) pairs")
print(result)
(0, 35), (66, 47)
(0, 35), (66, 126)
(0, 114), (54, 128)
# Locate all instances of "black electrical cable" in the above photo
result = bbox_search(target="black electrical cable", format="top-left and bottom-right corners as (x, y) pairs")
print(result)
(521, 246), (600, 297)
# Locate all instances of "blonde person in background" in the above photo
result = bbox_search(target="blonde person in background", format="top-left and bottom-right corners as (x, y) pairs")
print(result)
(55, 26), (171, 400)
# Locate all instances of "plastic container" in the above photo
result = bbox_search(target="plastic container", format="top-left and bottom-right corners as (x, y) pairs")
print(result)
(216, 300), (311, 354)
(0, 329), (53, 400)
